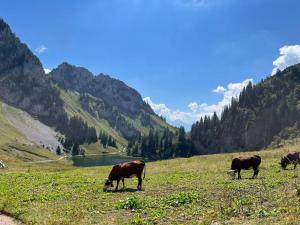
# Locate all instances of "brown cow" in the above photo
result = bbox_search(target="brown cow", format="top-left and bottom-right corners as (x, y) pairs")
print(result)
(103, 160), (146, 191)
(228, 155), (261, 179)
(281, 151), (300, 170)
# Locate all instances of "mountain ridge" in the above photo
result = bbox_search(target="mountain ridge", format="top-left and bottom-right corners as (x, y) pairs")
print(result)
(0, 18), (174, 155)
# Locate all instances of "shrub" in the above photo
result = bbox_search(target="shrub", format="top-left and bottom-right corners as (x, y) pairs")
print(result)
(164, 192), (195, 207)
(257, 208), (279, 218)
(116, 197), (145, 210)
(127, 215), (151, 225)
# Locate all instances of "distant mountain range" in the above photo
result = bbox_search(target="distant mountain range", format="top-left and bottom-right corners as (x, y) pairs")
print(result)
(0, 18), (174, 154)
(1, 17), (299, 160)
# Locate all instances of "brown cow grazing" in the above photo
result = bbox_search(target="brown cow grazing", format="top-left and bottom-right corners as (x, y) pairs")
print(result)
(227, 155), (261, 179)
(281, 151), (300, 170)
(103, 160), (146, 192)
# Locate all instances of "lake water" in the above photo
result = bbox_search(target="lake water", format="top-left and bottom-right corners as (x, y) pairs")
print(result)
(70, 154), (141, 167)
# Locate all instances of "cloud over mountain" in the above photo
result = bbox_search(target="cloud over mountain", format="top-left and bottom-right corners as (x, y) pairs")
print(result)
(34, 45), (48, 54)
(272, 45), (300, 75)
(144, 78), (253, 128)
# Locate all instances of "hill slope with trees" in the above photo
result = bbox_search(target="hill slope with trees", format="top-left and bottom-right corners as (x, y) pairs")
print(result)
(190, 63), (300, 154)
(127, 63), (300, 159)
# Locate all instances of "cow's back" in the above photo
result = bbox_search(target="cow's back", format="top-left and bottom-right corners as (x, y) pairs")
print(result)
(285, 151), (300, 160)
(109, 160), (145, 179)
(231, 155), (261, 170)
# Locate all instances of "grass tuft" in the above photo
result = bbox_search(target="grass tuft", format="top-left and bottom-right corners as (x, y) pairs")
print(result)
(116, 197), (145, 210)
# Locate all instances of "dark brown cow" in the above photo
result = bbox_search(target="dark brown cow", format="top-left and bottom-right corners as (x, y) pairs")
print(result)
(281, 151), (300, 170)
(103, 160), (146, 191)
(228, 155), (261, 179)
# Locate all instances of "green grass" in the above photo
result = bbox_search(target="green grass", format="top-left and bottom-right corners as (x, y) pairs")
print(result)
(0, 103), (25, 146)
(81, 141), (120, 155)
(59, 89), (176, 154)
(0, 102), (72, 172)
(0, 144), (300, 224)
(60, 89), (128, 149)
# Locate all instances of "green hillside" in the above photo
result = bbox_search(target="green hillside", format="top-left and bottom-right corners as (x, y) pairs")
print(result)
(0, 143), (299, 224)
(60, 89), (127, 151)
(0, 102), (69, 169)
(59, 89), (175, 154)
(191, 63), (300, 154)
(0, 102), (24, 146)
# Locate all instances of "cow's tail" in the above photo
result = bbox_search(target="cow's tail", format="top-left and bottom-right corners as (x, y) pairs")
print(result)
(254, 155), (261, 159)
(254, 155), (261, 161)
(143, 164), (146, 179)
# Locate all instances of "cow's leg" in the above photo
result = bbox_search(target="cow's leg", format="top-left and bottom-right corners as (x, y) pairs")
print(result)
(137, 176), (142, 190)
(293, 162), (297, 169)
(238, 169), (241, 179)
(115, 179), (120, 191)
(122, 178), (125, 189)
(252, 167), (256, 179)
(253, 167), (259, 179)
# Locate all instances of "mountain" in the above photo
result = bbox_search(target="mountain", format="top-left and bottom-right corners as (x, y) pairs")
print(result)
(190, 63), (300, 154)
(50, 62), (153, 117)
(0, 18), (66, 128)
(0, 18), (174, 156)
(49, 62), (171, 141)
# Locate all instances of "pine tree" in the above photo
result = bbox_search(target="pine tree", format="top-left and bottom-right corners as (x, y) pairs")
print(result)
(177, 126), (188, 157)
(56, 146), (62, 155)
(72, 143), (80, 155)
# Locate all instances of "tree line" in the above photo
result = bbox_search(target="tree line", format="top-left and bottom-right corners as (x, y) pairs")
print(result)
(99, 131), (117, 148)
(127, 64), (300, 159)
(190, 66), (300, 154)
(127, 127), (193, 160)
(56, 116), (119, 155)
(58, 116), (98, 155)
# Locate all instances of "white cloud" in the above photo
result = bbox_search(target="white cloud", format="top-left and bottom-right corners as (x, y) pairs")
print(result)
(44, 68), (51, 74)
(188, 102), (199, 112)
(34, 45), (48, 54)
(272, 45), (300, 75)
(144, 78), (253, 129)
(144, 97), (171, 116)
(213, 85), (226, 94)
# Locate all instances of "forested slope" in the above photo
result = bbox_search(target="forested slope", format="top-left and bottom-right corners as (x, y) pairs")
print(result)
(191, 64), (300, 153)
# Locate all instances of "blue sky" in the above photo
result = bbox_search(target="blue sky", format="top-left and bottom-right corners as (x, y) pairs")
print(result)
(1, 0), (300, 128)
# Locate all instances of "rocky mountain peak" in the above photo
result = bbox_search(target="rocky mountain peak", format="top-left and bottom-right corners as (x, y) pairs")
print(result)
(0, 18), (44, 78)
(50, 62), (93, 90)
(50, 62), (154, 116)
(0, 18), (10, 32)
(0, 18), (170, 147)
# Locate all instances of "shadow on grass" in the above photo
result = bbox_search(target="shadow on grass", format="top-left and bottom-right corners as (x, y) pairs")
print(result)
(284, 168), (298, 171)
(230, 177), (261, 180)
(105, 188), (144, 193)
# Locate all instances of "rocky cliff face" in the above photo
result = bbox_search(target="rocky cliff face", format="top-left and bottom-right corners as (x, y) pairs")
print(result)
(50, 63), (158, 139)
(50, 63), (153, 118)
(0, 19), (66, 126)
(0, 18), (172, 146)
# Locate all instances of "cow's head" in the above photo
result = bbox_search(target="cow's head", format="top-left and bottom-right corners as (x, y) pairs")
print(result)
(103, 178), (113, 192)
(281, 157), (288, 169)
(227, 170), (236, 179)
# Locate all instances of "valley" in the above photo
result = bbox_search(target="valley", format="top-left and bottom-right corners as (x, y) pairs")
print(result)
(0, 9), (300, 225)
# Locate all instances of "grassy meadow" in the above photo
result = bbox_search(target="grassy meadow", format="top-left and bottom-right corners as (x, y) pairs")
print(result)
(0, 144), (300, 225)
